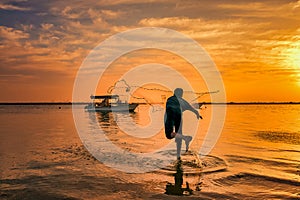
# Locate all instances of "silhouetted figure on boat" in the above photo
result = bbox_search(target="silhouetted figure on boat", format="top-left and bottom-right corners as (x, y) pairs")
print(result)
(164, 88), (202, 158)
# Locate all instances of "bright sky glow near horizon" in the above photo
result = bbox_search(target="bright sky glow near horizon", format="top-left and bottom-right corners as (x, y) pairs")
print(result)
(1, 0), (300, 102)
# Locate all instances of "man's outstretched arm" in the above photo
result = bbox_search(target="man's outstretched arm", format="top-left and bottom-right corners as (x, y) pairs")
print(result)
(179, 98), (203, 119)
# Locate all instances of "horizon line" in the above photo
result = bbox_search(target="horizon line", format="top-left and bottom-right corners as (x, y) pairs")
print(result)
(0, 101), (300, 105)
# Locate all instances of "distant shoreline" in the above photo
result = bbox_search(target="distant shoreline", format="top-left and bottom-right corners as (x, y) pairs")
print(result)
(203, 102), (300, 105)
(0, 102), (86, 105)
(0, 102), (300, 105)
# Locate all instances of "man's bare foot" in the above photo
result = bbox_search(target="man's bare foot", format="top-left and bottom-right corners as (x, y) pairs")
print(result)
(171, 132), (177, 138)
(184, 136), (192, 152)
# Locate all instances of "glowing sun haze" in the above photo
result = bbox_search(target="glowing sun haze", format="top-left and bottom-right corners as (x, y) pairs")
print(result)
(0, 0), (300, 102)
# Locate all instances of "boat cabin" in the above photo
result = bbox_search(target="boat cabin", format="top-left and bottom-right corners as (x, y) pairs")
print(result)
(90, 95), (122, 107)
(85, 94), (138, 112)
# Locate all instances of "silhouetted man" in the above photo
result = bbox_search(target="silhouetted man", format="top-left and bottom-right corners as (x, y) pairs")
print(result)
(164, 88), (202, 158)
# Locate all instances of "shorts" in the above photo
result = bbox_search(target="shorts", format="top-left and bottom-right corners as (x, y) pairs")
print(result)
(164, 107), (182, 139)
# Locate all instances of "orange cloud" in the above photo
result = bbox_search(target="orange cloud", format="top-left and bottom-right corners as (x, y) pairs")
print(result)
(0, 3), (30, 11)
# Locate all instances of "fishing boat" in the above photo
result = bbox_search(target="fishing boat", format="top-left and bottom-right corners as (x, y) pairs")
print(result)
(85, 95), (139, 112)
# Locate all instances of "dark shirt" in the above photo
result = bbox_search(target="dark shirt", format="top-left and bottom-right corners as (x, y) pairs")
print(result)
(166, 95), (196, 114)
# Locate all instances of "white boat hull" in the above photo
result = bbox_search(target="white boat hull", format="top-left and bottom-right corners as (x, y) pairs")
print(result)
(85, 103), (138, 112)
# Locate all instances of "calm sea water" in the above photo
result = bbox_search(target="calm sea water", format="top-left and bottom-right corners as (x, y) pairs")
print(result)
(0, 104), (299, 199)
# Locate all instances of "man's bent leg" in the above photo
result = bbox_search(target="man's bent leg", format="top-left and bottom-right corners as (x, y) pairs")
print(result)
(175, 133), (192, 152)
(184, 136), (192, 152)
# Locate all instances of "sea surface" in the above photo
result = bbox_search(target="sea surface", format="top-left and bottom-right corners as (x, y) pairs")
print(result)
(0, 104), (299, 199)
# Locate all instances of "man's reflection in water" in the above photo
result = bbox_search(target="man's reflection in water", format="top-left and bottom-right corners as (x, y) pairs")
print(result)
(165, 158), (193, 196)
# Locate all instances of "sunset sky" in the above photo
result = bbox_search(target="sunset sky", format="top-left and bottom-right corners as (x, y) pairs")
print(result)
(1, 0), (300, 102)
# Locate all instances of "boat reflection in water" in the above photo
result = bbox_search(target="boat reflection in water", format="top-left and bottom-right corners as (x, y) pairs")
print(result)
(85, 95), (139, 112)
